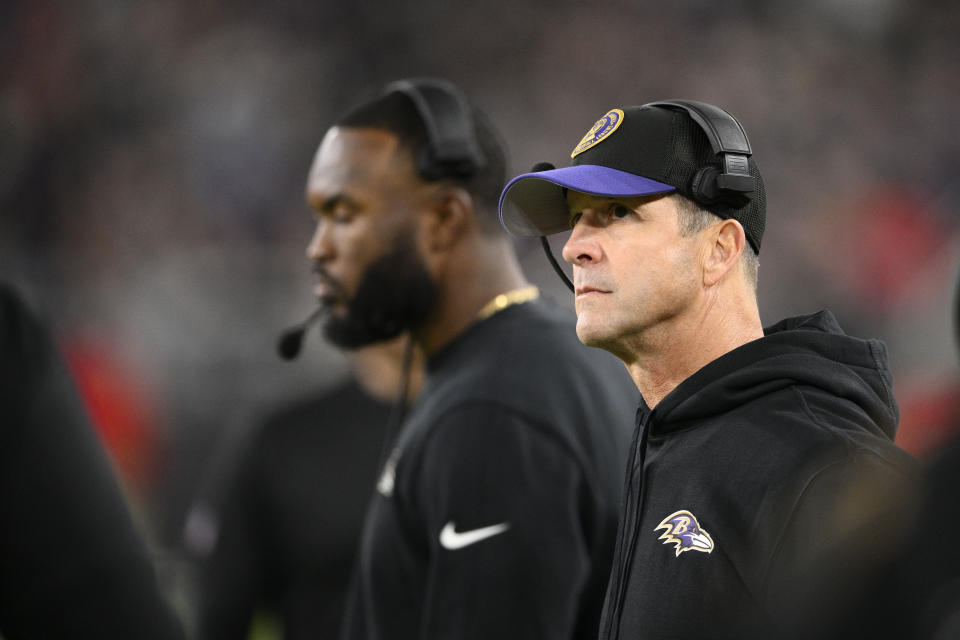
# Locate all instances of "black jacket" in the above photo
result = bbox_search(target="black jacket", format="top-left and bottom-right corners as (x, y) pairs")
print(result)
(599, 310), (916, 640)
(0, 284), (184, 639)
(341, 300), (638, 640)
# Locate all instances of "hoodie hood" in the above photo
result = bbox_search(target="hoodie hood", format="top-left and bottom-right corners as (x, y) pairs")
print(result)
(651, 310), (899, 440)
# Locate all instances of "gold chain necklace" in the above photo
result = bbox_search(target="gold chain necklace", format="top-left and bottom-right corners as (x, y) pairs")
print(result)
(476, 285), (540, 321)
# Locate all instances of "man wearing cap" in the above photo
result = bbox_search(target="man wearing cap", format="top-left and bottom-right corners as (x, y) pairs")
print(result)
(500, 101), (916, 638)
(304, 78), (637, 640)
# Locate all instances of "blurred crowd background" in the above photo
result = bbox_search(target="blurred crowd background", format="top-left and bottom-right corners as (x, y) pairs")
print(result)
(2, 0), (959, 627)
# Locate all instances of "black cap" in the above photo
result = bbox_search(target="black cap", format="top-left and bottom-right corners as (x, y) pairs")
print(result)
(499, 101), (766, 254)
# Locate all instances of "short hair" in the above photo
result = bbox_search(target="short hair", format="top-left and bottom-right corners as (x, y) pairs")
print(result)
(335, 90), (508, 235)
(671, 194), (759, 291)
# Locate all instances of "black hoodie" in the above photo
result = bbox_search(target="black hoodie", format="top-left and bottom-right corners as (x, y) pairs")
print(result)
(598, 310), (916, 640)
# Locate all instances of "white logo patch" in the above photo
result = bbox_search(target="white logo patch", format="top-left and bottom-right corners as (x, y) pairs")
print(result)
(439, 521), (510, 550)
(377, 448), (401, 497)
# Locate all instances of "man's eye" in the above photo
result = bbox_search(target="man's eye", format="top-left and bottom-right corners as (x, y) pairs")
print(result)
(611, 204), (631, 219)
(569, 212), (582, 229)
(332, 210), (354, 224)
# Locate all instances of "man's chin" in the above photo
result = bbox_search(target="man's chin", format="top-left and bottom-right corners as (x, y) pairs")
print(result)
(576, 314), (626, 351)
(322, 309), (407, 351)
(575, 319), (607, 348)
(322, 318), (371, 350)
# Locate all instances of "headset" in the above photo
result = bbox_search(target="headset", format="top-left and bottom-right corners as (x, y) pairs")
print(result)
(279, 78), (487, 361)
(536, 99), (756, 292)
(643, 99), (756, 206)
(381, 78), (487, 181)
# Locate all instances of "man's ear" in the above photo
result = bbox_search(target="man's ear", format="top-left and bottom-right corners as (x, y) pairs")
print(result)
(422, 187), (474, 253)
(703, 218), (746, 287)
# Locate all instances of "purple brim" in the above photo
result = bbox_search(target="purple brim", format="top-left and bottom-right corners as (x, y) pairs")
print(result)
(498, 165), (675, 237)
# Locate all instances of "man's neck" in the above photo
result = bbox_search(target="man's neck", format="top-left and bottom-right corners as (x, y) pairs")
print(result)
(624, 293), (763, 409)
(415, 241), (528, 357)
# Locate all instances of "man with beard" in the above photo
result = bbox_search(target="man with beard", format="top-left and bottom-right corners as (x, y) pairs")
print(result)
(305, 78), (637, 640)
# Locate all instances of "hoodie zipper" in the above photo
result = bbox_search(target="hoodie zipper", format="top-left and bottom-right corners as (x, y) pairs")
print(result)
(603, 408), (651, 639)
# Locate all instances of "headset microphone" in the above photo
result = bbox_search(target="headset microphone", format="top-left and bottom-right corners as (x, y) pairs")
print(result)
(276, 306), (327, 360)
(529, 162), (575, 293)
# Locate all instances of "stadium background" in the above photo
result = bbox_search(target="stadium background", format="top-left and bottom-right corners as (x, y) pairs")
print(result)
(2, 0), (959, 630)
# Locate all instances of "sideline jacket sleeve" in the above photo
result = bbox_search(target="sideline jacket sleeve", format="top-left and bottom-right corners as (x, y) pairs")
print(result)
(762, 450), (917, 639)
(407, 403), (594, 640)
(0, 286), (185, 640)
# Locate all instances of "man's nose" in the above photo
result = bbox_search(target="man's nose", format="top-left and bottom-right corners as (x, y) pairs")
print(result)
(306, 221), (332, 262)
(561, 222), (601, 266)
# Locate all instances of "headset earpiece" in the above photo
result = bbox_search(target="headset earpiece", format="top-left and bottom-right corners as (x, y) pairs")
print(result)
(417, 147), (443, 181)
(690, 166), (722, 204)
(644, 99), (756, 207)
(382, 78), (486, 181)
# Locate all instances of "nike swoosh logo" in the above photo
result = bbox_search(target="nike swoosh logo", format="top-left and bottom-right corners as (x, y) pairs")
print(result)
(439, 521), (510, 550)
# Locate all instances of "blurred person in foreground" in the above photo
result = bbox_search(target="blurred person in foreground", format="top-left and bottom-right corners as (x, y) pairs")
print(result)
(305, 78), (637, 640)
(499, 101), (916, 639)
(185, 335), (423, 640)
(817, 263), (960, 640)
(0, 282), (184, 639)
